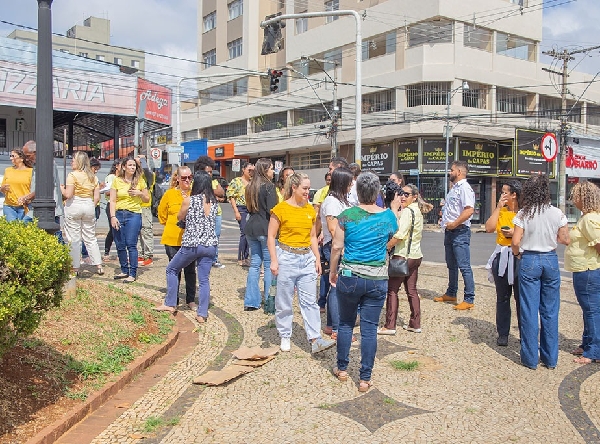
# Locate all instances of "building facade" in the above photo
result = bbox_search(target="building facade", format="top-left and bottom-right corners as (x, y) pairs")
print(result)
(182, 0), (600, 223)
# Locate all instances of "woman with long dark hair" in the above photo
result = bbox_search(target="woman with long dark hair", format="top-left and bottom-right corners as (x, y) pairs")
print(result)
(102, 159), (121, 261)
(155, 171), (218, 323)
(319, 167), (353, 337)
(243, 158), (277, 310)
(485, 181), (522, 347)
(227, 161), (254, 266)
(276, 166), (294, 202)
(511, 175), (569, 369)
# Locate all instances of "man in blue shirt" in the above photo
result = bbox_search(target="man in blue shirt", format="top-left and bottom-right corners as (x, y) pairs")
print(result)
(435, 160), (476, 310)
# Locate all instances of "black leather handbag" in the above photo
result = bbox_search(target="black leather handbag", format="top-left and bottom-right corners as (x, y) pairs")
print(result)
(388, 208), (414, 278)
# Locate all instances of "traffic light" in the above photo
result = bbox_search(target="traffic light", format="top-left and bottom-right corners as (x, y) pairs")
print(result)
(269, 69), (283, 92)
(261, 13), (285, 55)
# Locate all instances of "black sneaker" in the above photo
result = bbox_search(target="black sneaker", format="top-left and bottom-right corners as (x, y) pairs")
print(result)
(497, 335), (509, 346)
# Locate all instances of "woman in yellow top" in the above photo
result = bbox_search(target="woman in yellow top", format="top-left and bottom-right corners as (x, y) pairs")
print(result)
(1, 148), (33, 221)
(565, 181), (600, 365)
(276, 166), (294, 203)
(109, 157), (149, 283)
(226, 161), (254, 266)
(158, 165), (197, 309)
(60, 151), (102, 276)
(267, 172), (335, 354)
(484, 181), (521, 347)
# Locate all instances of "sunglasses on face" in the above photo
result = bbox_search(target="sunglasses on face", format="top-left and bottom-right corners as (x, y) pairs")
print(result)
(9, 154), (20, 158)
(399, 191), (413, 197)
(179, 175), (192, 181)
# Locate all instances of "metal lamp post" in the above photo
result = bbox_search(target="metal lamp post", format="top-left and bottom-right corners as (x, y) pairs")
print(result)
(444, 81), (469, 196)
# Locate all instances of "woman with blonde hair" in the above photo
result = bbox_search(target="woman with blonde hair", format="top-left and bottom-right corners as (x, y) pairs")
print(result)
(565, 181), (600, 365)
(61, 151), (103, 276)
(1, 148), (33, 221)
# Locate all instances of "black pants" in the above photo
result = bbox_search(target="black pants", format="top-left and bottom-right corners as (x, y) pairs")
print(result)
(165, 244), (197, 304)
(492, 252), (521, 337)
(104, 203), (114, 255)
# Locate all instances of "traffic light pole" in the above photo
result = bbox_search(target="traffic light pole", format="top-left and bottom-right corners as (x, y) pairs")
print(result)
(261, 10), (362, 165)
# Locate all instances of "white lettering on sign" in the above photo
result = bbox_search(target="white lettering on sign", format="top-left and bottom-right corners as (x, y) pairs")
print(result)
(140, 89), (169, 110)
(361, 153), (389, 162)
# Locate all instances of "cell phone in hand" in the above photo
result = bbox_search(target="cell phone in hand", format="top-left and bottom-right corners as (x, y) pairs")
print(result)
(501, 226), (510, 230)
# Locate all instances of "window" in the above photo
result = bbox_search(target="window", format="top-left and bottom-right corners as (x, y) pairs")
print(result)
(538, 95), (562, 120)
(205, 120), (247, 140)
(463, 24), (492, 51)
(496, 32), (536, 61)
(362, 89), (395, 114)
(228, 0), (243, 20)
(295, 16), (308, 34)
(587, 105), (600, 126)
(0, 119), (6, 149)
(252, 112), (287, 132)
(290, 150), (332, 169)
(406, 82), (451, 107)
(408, 19), (453, 47)
(96, 55), (105, 61)
(203, 49), (216, 67)
(462, 83), (489, 109)
(200, 77), (248, 105)
(294, 100), (341, 125)
(60, 49), (70, 54)
(79, 52), (88, 58)
(203, 11), (216, 32)
(114, 57), (122, 65)
(325, 0), (339, 23)
(496, 88), (528, 114)
(131, 60), (140, 68)
(291, 47), (343, 76)
(278, 0), (285, 9)
(510, 0), (527, 6)
(228, 38), (243, 59)
(362, 31), (396, 60)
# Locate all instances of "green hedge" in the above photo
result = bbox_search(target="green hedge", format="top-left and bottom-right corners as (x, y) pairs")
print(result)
(0, 219), (71, 359)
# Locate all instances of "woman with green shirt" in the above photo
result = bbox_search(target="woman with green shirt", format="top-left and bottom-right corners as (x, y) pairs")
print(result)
(565, 181), (600, 365)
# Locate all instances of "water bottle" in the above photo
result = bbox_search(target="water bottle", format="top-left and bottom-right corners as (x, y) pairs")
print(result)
(264, 276), (276, 314)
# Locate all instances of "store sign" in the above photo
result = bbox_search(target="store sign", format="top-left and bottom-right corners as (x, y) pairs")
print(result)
(458, 140), (498, 176)
(422, 139), (452, 173)
(566, 136), (600, 179)
(214, 146), (225, 157)
(150, 127), (172, 146)
(515, 129), (555, 177)
(137, 78), (172, 125)
(397, 139), (418, 171)
(498, 142), (513, 176)
(361, 143), (393, 174)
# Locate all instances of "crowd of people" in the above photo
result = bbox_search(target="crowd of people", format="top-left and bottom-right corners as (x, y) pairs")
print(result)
(4, 142), (600, 392)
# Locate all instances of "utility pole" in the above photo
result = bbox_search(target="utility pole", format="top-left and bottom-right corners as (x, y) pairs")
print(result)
(543, 45), (600, 213)
(330, 62), (339, 158)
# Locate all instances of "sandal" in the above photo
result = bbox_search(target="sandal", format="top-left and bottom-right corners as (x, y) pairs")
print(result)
(153, 305), (178, 315)
(358, 380), (373, 393)
(114, 273), (128, 280)
(123, 276), (137, 283)
(195, 315), (207, 324)
(571, 347), (584, 356)
(573, 356), (599, 365)
(97, 265), (104, 275)
(332, 367), (348, 382)
(330, 332), (357, 342)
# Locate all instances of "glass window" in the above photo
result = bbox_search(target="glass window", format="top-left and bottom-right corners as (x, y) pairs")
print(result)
(114, 57), (122, 65)
(205, 120), (247, 140)
(406, 82), (451, 107)
(294, 100), (341, 125)
(200, 77), (248, 105)
(290, 150), (331, 169)
(228, 0), (243, 20)
(538, 95), (562, 120)
(462, 83), (489, 109)
(291, 46), (343, 76)
(203, 49), (216, 67)
(295, 16), (308, 34)
(228, 38), (243, 59)
(0, 119), (6, 149)
(96, 55), (105, 61)
(252, 112), (287, 132)
(325, 0), (339, 23)
(362, 32), (396, 60)
(496, 88), (528, 114)
(586, 105), (600, 126)
(362, 89), (395, 114)
(408, 19), (453, 47)
(496, 32), (536, 61)
(79, 52), (88, 58)
(131, 60), (140, 68)
(203, 11), (216, 32)
(463, 24), (492, 51)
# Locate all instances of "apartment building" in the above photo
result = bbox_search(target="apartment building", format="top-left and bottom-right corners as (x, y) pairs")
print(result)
(183, 0), (600, 223)
(8, 16), (145, 74)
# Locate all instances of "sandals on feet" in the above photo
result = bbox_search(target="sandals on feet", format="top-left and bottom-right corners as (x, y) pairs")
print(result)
(332, 367), (348, 382)
(195, 315), (207, 324)
(573, 356), (599, 364)
(358, 380), (373, 393)
(153, 305), (177, 315)
(571, 347), (584, 356)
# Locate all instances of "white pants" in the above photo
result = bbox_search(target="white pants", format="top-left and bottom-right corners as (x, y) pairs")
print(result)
(63, 196), (102, 268)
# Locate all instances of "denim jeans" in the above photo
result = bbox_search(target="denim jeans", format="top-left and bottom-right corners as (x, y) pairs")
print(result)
(444, 226), (475, 303)
(518, 251), (561, 369)
(213, 214), (222, 262)
(244, 235), (272, 309)
(113, 210), (142, 278)
(275, 247), (322, 341)
(165, 245), (197, 304)
(237, 206), (249, 261)
(318, 242), (331, 309)
(165, 245), (215, 318)
(336, 274), (387, 381)
(573, 268), (600, 360)
(320, 242), (339, 331)
(492, 252), (520, 337)
(3, 205), (26, 222)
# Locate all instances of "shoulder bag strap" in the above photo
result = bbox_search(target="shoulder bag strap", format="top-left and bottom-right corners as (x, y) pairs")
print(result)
(406, 208), (415, 256)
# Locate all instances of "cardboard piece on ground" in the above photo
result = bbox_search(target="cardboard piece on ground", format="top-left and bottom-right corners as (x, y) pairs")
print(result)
(193, 365), (253, 386)
(231, 346), (280, 360)
(234, 355), (276, 367)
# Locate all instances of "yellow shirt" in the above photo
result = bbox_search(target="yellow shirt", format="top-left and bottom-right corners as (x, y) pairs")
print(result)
(158, 188), (185, 246)
(271, 201), (316, 248)
(276, 187), (284, 203)
(1, 167), (33, 206)
(392, 202), (423, 259)
(66, 170), (98, 199)
(313, 185), (330, 205)
(112, 176), (147, 213)
(226, 176), (247, 206)
(565, 212), (600, 272)
(212, 179), (222, 216)
(495, 207), (517, 247)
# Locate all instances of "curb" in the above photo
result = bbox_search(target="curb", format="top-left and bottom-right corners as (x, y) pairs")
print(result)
(25, 314), (181, 444)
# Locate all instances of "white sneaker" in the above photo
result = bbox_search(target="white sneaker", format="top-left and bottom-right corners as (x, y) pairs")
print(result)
(280, 337), (291, 352)
(402, 325), (422, 333)
(212, 261), (225, 269)
(311, 337), (335, 354)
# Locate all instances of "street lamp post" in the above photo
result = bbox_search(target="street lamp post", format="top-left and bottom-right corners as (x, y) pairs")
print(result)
(444, 81), (469, 196)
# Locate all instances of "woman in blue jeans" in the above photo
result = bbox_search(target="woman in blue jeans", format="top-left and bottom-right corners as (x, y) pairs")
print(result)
(512, 175), (570, 370)
(154, 171), (218, 324)
(243, 158), (277, 310)
(329, 172), (398, 392)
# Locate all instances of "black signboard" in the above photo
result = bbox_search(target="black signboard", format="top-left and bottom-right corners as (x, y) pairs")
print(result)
(498, 141), (513, 176)
(397, 139), (418, 171)
(150, 127), (173, 146)
(214, 146), (225, 157)
(515, 129), (555, 177)
(361, 143), (393, 175)
(422, 139), (453, 173)
(457, 140), (498, 176)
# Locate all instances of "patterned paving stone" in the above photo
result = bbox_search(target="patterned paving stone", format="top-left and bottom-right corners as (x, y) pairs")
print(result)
(559, 363), (600, 443)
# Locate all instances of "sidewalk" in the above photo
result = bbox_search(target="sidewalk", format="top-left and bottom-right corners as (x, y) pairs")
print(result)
(54, 254), (598, 444)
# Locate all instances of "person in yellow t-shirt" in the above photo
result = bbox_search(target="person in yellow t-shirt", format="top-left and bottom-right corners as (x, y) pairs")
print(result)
(109, 157), (149, 283)
(276, 166), (295, 203)
(1, 148), (33, 221)
(484, 181), (521, 347)
(136, 155), (155, 267)
(312, 171), (331, 208)
(267, 172), (334, 354)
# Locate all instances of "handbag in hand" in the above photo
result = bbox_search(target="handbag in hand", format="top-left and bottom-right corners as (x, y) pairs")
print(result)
(388, 208), (414, 278)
